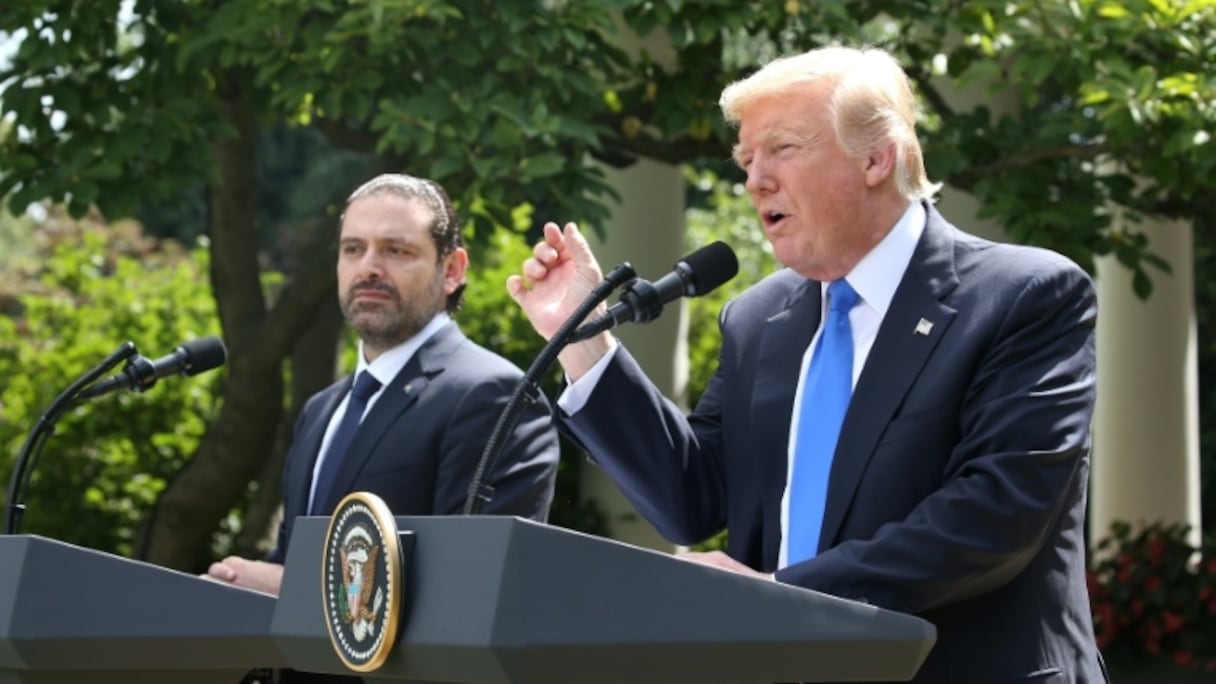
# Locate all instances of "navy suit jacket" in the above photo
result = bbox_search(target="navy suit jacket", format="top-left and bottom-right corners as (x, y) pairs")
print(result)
(561, 205), (1105, 683)
(269, 321), (559, 565)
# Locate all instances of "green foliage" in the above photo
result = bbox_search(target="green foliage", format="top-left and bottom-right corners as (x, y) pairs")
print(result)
(0, 210), (221, 555)
(3, 0), (1214, 286)
(908, 0), (1215, 296)
(1089, 521), (1216, 672)
(0, 1), (633, 241)
(615, 0), (1216, 295)
(0, 2), (223, 220)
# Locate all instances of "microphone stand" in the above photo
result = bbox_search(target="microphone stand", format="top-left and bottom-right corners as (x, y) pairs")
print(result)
(4, 341), (140, 535)
(462, 263), (637, 515)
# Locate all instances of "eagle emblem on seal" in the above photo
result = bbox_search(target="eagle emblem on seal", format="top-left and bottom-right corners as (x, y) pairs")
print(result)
(339, 525), (384, 642)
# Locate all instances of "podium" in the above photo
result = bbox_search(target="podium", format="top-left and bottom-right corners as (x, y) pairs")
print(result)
(273, 516), (936, 683)
(0, 518), (935, 683)
(0, 534), (287, 684)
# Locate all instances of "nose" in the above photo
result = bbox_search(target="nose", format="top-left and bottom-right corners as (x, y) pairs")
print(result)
(357, 249), (385, 280)
(744, 153), (775, 195)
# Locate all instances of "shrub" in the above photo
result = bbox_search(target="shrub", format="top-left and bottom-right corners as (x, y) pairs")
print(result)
(0, 208), (221, 555)
(1088, 521), (1216, 672)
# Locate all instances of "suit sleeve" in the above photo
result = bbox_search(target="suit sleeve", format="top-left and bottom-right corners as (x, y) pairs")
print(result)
(558, 346), (730, 545)
(775, 265), (1097, 614)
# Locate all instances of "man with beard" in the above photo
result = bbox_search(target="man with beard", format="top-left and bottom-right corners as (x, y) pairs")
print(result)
(205, 174), (560, 606)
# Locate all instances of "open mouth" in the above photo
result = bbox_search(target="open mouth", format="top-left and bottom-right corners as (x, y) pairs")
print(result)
(763, 210), (789, 229)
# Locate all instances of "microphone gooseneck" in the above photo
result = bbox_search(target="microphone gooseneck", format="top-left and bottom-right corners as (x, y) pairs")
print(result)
(4, 341), (139, 535)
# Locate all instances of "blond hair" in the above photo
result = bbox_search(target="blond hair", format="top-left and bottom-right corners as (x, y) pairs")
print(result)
(720, 46), (941, 201)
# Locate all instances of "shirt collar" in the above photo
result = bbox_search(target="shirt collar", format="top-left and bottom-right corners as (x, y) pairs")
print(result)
(355, 311), (452, 386)
(833, 201), (925, 317)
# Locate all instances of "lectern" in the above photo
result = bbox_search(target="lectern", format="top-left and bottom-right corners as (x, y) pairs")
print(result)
(0, 535), (287, 684)
(274, 516), (936, 683)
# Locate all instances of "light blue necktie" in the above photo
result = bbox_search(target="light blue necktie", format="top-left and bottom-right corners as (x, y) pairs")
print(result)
(310, 371), (382, 515)
(788, 279), (859, 563)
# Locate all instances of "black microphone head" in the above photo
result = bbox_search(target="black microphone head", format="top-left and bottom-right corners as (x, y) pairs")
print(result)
(177, 336), (228, 377)
(680, 241), (739, 296)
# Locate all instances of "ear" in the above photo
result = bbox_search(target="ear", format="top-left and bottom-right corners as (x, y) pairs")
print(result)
(442, 247), (469, 296)
(863, 141), (898, 189)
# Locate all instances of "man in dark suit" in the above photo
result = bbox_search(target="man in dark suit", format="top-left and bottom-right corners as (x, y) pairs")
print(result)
(206, 172), (559, 601)
(509, 47), (1106, 682)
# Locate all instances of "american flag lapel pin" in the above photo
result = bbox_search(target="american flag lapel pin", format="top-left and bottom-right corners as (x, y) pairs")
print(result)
(914, 318), (934, 336)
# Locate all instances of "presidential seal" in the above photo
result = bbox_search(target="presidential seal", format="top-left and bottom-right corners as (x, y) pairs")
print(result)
(321, 491), (404, 672)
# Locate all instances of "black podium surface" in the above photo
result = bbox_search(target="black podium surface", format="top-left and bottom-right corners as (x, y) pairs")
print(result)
(0, 534), (286, 684)
(274, 516), (936, 683)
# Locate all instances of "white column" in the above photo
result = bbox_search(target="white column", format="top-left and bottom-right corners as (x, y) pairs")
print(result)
(1091, 219), (1201, 542)
(582, 157), (686, 551)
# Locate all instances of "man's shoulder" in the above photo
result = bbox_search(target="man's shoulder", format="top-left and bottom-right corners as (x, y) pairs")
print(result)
(952, 234), (1093, 295)
(725, 269), (808, 321)
(436, 325), (528, 381)
(933, 208), (1091, 286)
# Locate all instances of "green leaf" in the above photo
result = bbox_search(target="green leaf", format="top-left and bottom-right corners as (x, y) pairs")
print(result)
(520, 153), (566, 179)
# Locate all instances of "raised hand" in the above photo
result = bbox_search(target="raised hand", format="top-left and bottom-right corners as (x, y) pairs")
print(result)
(507, 221), (615, 380)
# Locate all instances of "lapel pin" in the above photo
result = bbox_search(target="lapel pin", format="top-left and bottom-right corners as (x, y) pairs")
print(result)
(403, 383), (413, 395)
(914, 318), (934, 336)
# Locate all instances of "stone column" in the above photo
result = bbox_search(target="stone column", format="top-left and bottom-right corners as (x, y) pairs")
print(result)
(1091, 219), (1202, 543)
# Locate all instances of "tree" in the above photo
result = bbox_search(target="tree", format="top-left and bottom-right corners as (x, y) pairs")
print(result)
(609, 0), (1215, 293)
(2, 0), (1213, 569)
(1, 1), (634, 570)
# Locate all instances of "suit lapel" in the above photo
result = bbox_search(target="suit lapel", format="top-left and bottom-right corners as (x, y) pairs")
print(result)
(288, 381), (349, 522)
(818, 206), (960, 550)
(316, 323), (462, 514)
(755, 279), (820, 567)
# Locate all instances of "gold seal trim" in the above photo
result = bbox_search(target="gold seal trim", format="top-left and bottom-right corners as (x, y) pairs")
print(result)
(321, 491), (403, 673)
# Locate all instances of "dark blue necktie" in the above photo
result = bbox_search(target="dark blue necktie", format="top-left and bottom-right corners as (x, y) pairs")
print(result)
(788, 279), (860, 563)
(310, 371), (382, 515)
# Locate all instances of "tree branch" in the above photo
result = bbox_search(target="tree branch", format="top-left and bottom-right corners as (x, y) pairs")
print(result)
(948, 142), (1110, 191)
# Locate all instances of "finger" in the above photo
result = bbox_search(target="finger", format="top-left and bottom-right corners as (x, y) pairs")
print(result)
(522, 257), (548, 282)
(207, 562), (237, 582)
(532, 239), (559, 266)
(506, 274), (528, 300)
(559, 222), (600, 269)
(542, 221), (565, 245)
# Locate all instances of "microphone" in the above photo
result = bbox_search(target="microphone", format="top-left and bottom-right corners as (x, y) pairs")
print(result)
(570, 241), (739, 342)
(80, 337), (229, 399)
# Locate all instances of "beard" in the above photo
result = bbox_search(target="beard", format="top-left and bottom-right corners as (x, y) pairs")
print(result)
(341, 272), (446, 351)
